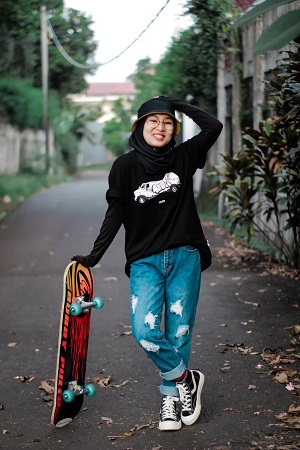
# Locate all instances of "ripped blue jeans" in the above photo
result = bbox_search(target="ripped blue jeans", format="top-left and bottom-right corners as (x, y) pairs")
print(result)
(130, 246), (201, 397)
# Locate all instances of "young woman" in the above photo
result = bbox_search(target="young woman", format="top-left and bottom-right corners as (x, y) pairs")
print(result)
(72, 96), (223, 431)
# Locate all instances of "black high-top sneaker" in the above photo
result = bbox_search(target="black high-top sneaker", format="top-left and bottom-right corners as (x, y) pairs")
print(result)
(176, 370), (204, 425)
(159, 395), (182, 431)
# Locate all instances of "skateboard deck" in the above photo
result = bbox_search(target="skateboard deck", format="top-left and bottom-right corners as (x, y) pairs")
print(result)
(51, 261), (103, 427)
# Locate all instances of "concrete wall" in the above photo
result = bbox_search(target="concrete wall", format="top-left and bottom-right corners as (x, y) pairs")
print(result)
(0, 123), (54, 174)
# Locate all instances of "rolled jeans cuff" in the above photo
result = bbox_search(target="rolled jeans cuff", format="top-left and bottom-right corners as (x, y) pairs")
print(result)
(160, 384), (179, 397)
(160, 360), (186, 381)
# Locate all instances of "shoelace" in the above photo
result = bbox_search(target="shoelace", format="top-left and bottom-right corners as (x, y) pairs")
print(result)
(178, 382), (192, 412)
(160, 396), (178, 420)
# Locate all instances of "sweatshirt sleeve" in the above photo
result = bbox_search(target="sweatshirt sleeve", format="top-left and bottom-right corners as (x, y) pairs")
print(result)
(72, 159), (126, 268)
(161, 96), (223, 169)
(86, 198), (124, 266)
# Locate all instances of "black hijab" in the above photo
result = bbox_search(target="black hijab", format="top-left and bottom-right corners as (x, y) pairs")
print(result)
(129, 117), (176, 175)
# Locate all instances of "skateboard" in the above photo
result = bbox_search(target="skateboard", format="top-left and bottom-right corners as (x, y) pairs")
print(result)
(51, 261), (103, 427)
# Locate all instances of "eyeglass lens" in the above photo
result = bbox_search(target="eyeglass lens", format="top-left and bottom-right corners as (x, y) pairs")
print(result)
(146, 117), (174, 131)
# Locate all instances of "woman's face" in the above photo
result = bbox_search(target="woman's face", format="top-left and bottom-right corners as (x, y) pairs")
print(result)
(143, 114), (174, 148)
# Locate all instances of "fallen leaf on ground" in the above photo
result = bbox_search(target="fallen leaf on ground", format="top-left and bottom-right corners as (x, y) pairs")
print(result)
(220, 366), (231, 373)
(223, 408), (238, 413)
(276, 414), (300, 425)
(285, 325), (300, 336)
(262, 347), (284, 363)
(111, 380), (129, 388)
(39, 381), (54, 394)
(107, 420), (157, 440)
(101, 416), (113, 425)
(274, 371), (288, 384)
(120, 331), (132, 337)
(221, 342), (259, 355)
(93, 376), (111, 387)
(238, 299), (261, 307)
(289, 403), (300, 413)
(14, 375), (35, 383)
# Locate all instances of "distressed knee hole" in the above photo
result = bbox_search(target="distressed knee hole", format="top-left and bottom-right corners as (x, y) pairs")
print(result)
(131, 294), (138, 314)
(170, 299), (183, 317)
(175, 325), (190, 338)
(140, 339), (160, 353)
(144, 312), (157, 330)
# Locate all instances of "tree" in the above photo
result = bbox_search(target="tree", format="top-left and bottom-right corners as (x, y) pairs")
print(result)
(54, 101), (102, 173)
(0, 0), (98, 95)
(45, 8), (98, 96)
(131, 0), (236, 114)
(0, 0), (63, 80)
(0, 0), (100, 173)
(101, 99), (132, 157)
(156, 27), (219, 113)
(233, 0), (300, 55)
(131, 58), (160, 112)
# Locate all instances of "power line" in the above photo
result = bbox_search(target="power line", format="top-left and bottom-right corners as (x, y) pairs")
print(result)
(99, 0), (171, 66)
(47, 18), (96, 69)
(47, 0), (171, 70)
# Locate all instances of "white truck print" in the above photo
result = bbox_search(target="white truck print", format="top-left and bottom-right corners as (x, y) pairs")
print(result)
(134, 172), (181, 204)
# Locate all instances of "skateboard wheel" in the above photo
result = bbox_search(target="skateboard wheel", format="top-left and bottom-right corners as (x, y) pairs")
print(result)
(93, 297), (104, 310)
(85, 384), (96, 397)
(62, 389), (75, 403)
(70, 303), (82, 316)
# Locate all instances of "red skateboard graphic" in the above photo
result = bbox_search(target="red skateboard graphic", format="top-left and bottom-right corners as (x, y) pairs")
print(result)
(51, 261), (103, 427)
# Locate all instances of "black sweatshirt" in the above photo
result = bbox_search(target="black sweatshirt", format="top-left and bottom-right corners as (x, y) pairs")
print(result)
(87, 97), (223, 276)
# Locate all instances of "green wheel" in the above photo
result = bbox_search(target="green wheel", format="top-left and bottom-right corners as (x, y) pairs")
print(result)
(93, 297), (104, 310)
(62, 389), (75, 403)
(70, 303), (82, 316)
(85, 383), (96, 397)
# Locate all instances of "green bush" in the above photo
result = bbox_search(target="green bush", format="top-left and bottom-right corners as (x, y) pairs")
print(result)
(0, 78), (60, 130)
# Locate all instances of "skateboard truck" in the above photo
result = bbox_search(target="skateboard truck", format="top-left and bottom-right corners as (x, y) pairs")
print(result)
(62, 380), (96, 403)
(70, 296), (104, 316)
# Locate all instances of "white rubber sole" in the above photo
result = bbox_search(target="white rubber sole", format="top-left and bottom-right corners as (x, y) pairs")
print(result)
(159, 419), (182, 431)
(181, 371), (205, 426)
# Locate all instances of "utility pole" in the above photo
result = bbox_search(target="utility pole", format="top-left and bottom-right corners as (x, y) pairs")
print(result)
(41, 5), (50, 174)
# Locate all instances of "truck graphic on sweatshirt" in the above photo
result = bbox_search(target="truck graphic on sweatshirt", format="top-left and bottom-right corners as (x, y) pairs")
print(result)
(134, 172), (181, 204)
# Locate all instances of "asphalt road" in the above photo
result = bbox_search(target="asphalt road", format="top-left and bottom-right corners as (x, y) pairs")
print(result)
(0, 171), (299, 450)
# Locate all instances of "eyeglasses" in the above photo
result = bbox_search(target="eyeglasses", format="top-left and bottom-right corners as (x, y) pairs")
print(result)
(146, 116), (174, 131)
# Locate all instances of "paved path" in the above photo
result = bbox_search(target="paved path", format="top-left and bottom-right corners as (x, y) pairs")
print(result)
(0, 171), (299, 450)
